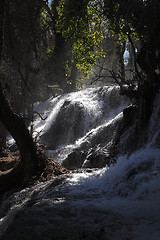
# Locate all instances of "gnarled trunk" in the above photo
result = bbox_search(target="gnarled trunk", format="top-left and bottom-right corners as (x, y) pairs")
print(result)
(0, 84), (44, 193)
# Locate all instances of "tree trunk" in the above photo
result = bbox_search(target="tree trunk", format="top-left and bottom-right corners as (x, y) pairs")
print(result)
(137, 45), (160, 125)
(0, 121), (7, 150)
(0, 84), (43, 190)
(116, 42), (126, 82)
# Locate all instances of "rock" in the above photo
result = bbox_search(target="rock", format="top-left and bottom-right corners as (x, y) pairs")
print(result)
(82, 147), (112, 168)
(40, 100), (86, 149)
(123, 105), (137, 127)
(62, 113), (122, 169)
(62, 150), (86, 169)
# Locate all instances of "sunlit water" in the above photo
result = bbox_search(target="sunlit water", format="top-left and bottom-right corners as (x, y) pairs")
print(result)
(34, 86), (129, 163)
(34, 86), (129, 148)
(1, 87), (160, 239)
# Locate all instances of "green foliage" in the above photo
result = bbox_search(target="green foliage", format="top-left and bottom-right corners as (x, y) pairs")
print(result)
(104, 0), (160, 76)
(57, 0), (105, 77)
(65, 61), (71, 81)
(46, 47), (54, 56)
(104, 0), (141, 43)
(40, 8), (49, 29)
(75, 77), (87, 89)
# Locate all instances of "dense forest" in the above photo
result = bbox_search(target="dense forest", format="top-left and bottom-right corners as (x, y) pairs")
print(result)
(0, 0), (160, 239)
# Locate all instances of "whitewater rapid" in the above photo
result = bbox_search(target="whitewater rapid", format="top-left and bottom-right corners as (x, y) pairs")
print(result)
(1, 86), (160, 239)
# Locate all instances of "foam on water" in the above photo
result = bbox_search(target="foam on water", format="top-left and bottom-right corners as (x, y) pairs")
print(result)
(1, 146), (160, 239)
(65, 148), (160, 200)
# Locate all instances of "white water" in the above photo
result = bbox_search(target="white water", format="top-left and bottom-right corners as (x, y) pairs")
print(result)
(47, 111), (123, 164)
(1, 87), (160, 239)
(33, 86), (129, 163)
(33, 86), (129, 148)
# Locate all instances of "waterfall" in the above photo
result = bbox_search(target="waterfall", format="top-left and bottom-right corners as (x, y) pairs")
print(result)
(34, 86), (129, 147)
(33, 86), (129, 166)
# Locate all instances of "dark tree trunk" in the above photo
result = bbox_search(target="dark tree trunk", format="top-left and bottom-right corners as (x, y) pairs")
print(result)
(0, 0), (5, 57)
(116, 42), (126, 82)
(137, 45), (160, 125)
(53, 33), (68, 91)
(0, 121), (7, 149)
(0, 84), (44, 193)
(51, 0), (77, 93)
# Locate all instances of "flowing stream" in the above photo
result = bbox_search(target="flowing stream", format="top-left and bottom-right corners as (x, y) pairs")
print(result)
(1, 86), (160, 240)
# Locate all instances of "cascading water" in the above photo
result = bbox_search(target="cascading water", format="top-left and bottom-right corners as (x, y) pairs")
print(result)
(34, 86), (129, 146)
(1, 86), (160, 240)
(34, 86), (129, 166)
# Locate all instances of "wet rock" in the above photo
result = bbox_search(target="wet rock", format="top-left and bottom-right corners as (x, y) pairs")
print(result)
(82, 147), (111, 168)
(62, 150), (86, 169)
(62, 115), (122, 169)
(123, 105), (137, 127)
(40, 100), (86, 149)
(62, 144), (114, 169)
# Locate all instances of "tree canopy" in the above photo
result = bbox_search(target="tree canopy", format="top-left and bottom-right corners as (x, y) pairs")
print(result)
(56, 0), (104, 77)
(104, 0), (160, 80)
(56, 0), (160, 120)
